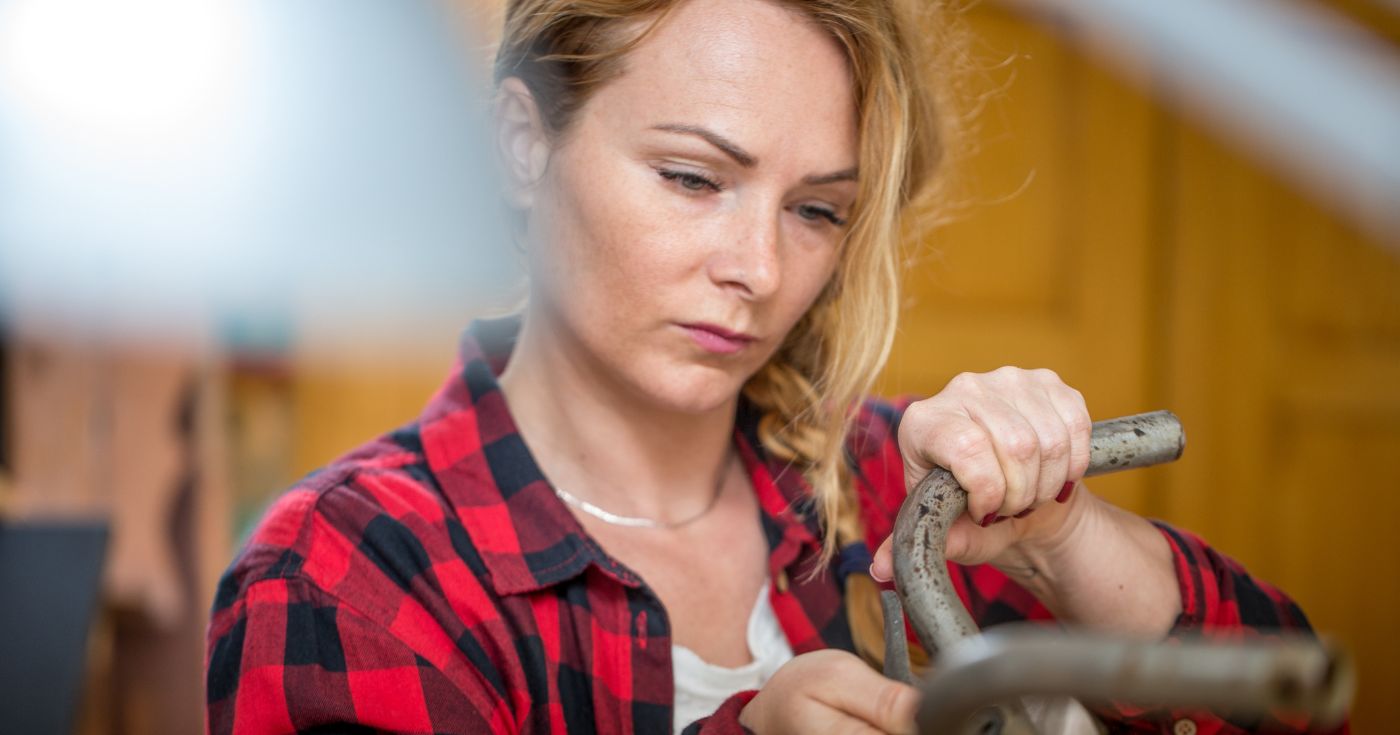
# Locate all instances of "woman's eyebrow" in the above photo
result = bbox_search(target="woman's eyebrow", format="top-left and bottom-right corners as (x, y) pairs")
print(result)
(803, 168), (858, 186)
(649, 123), (857, 185)
(651, 123), (756, 167)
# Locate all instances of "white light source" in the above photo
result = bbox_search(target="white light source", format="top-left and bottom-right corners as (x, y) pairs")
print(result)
(0, 0), (242, 142)
(0, 0), (511, 352)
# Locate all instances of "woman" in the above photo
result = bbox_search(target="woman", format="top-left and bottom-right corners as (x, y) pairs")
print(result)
(206, 0), (1328, 732)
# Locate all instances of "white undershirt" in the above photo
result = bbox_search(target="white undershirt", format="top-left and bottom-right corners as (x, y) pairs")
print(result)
(671, 582), (794, 733)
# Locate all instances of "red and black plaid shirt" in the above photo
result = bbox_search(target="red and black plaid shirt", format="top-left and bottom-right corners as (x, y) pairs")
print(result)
(207, 317), (1335, 734)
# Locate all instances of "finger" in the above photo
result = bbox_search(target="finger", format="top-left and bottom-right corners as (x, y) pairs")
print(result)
(900, 409), (1008, 525)
(871, 535), (894, 583)
(813, 657), (920, 735)
(945, 512), (1021, 565)
(1044, 383), (1092, 483)
(944, 514), (976, 562)
(1012, 386), (1073, 506)
(964, 397), (1041, 519)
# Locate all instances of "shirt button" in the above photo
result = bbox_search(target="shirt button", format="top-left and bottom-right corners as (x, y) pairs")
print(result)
(1173, 718), (1196, 735)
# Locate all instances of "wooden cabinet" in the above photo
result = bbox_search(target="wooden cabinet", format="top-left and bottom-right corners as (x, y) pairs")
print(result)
(884, 6), (1400, 730)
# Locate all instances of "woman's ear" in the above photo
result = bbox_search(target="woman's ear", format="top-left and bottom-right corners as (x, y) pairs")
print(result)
(494, 76), (551, 209)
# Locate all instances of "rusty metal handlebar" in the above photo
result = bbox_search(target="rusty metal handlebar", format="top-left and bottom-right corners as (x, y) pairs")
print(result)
(880, 410), (1354, 732)
(917, 626), (1354, 734)
(887, 411), (1187, 668)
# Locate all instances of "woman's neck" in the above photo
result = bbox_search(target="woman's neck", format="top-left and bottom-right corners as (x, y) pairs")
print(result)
(497, 311), (740, 523)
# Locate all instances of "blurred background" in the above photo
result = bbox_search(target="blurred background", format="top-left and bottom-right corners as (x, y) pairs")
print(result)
(0, 0), (1397, 733)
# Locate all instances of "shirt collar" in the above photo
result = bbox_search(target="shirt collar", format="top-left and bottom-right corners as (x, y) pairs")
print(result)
(417, 315), (825, 597)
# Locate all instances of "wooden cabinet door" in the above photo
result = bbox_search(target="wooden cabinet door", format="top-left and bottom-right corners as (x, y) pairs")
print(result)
(882, 6), (1162, 510)
(885, 5), (1400, 730)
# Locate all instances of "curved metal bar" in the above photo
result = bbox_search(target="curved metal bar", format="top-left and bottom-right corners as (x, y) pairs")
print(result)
(1083, 410), (1186, 478)
(915, 626), (1355, 735)
(890, 410), (1186, 660)
(878, 589), (913, 684)
(891, 463), (980, 658)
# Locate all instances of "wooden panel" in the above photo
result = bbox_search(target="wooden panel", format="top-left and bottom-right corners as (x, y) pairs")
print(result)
(884, 6), (1159, 511)
(1273, 411), (1400, 732)
(289, 343), (453, 478)
(885, 5), (1400, 731)
(1160, 107), (1400, 734)
(915, 14), (1074, 317)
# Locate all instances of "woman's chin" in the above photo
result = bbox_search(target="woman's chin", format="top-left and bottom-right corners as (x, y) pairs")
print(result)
(633, 364), (749, 416)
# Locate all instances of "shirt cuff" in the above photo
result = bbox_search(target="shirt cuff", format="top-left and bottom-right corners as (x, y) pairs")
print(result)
(1152, 519), (1214, 631)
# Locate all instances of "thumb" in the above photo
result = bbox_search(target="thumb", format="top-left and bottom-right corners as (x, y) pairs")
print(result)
(944, 515), (1024, 566)
(816, 659), (921, 734)
(944, 516), (975, 563)
(871, 535), (894, 583)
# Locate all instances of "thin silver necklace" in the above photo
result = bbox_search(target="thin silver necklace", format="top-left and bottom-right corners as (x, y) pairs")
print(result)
(552, 457), (732, 530)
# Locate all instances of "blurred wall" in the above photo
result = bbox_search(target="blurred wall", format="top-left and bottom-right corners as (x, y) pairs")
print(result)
(881, 4), (1400, 731)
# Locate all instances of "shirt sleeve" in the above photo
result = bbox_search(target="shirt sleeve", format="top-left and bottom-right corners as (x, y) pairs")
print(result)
(1075, 521), (1348, 735)
(206, 575), (507, 735)
(954, 523), (1349, 734)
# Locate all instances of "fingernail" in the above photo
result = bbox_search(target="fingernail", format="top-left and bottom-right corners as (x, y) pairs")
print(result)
(868, 563), (891, 584)
(1056, 481), (1075, 503)
(1014, 508), (1034, 519)
(993, 515), (1010, 524)
(980, 513), (997, 527)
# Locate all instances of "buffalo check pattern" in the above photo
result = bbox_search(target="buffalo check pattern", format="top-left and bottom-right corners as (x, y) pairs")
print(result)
(207, 317), (1344, 734)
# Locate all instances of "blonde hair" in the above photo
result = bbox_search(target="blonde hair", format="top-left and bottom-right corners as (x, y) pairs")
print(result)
(494, 0), (961, 669)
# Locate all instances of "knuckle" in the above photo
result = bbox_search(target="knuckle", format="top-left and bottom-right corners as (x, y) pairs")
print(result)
(901, 400), (944, 432)
(1002, 428), (1039, 460)
(950, 430), (990, 463)
(1002, 468), (1033, 500)
(1065, 410), (1091, 437)
(897, 405), (935, 448)
(1030, 367), (1062, 384)
(1072, 451), (1091, 477)
(902, 399), (931, 422)
(875, 682), (906, 721)
(947, 371), (982, 392)
(989, 365), (1024, 385)
(1042, 431), (1071, 461)
(963, 464), (1006, 496)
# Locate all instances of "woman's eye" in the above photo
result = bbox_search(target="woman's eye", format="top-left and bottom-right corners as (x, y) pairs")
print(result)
(795, 203), (847, 227)
(657, 168), (721, 193)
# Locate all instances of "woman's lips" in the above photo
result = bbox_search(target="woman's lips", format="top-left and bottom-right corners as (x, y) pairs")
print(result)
(679, 323), (755, 355)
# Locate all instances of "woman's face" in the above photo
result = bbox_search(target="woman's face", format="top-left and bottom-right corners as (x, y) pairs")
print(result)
(515, 0), (858, 414)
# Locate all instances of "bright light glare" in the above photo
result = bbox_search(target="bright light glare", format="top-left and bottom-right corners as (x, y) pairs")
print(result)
(0, 0), (240, 140)
(0, 0), (512, 352)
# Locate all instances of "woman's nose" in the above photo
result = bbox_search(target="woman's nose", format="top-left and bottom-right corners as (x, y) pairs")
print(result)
(709, 205), (782, 300)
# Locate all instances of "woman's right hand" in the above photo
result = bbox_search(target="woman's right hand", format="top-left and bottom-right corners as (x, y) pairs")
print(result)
(738, 650), (919, 734)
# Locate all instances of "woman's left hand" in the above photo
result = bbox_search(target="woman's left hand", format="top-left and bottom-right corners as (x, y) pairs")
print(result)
(870, 366), (1093, 573)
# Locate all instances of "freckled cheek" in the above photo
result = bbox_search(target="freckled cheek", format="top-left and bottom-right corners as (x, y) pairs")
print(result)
(779, 248), (840, 323)
(564, 169), (696, 301)
(563, 202), (711, 371)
